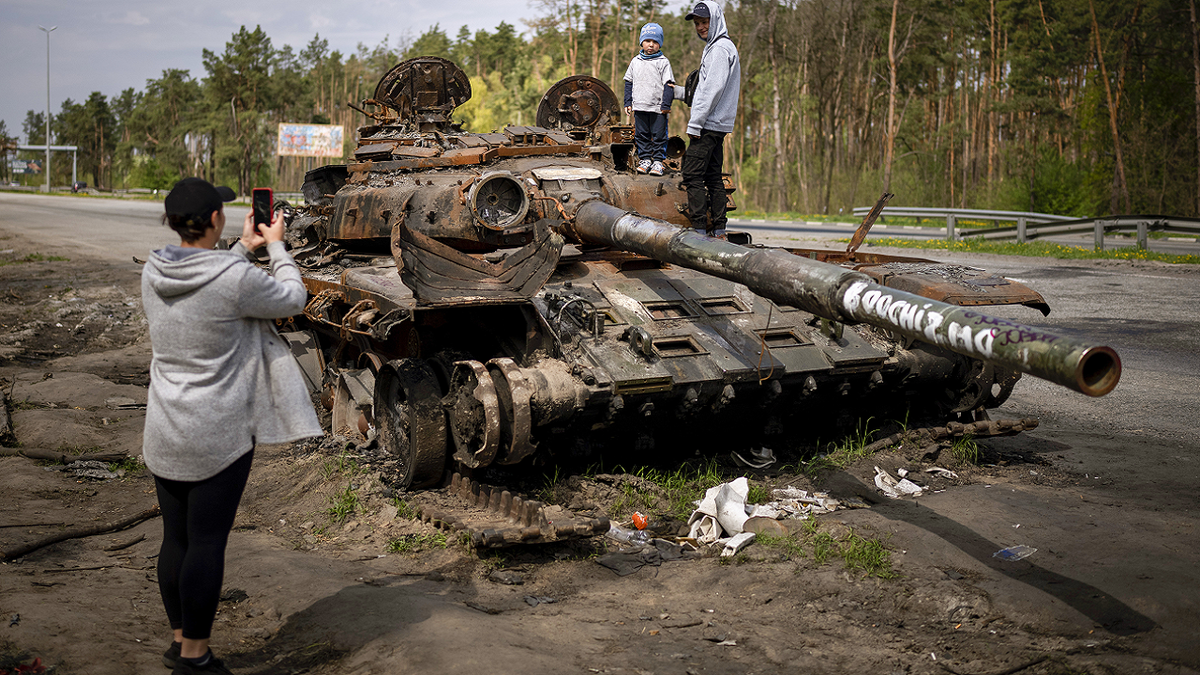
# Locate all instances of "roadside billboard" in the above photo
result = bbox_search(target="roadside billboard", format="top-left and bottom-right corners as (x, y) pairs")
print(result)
(277, 124), (344, 158)
(9, 159), (42, 174)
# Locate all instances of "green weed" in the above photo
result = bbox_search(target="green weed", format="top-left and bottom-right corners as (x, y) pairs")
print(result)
(320, 455), (361, 480)
(802, 418), (878, 476)
(950, 434), (981, 465)
(391, 497), (419, 520)
(326, 483), (359, 523)
(106, 456), (142, 475)
(385, 531), (448, 553)
(839, 533), (899, 578)
(755, 532), (807, 560)
(746, 483), (771, 505)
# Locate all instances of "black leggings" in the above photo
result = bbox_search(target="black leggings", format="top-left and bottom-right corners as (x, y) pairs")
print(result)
(153, 450), (253, 640)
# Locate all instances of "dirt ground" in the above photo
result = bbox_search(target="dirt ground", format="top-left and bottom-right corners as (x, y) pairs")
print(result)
(1, 224), (1198, 675)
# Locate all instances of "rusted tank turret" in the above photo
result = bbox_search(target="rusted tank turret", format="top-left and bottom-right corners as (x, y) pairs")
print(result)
(285, 57), (1120, 508)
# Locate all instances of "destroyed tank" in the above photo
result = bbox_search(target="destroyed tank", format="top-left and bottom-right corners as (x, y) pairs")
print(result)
(283, 57), (1121, 520)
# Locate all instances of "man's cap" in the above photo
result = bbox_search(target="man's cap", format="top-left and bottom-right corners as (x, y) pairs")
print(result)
(685, 2), (710, 20)
(164, 177), (235, 217)
(640, 22), (665, 46)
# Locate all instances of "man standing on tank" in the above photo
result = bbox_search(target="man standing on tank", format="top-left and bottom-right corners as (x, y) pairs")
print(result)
(682, 0), (740, 238)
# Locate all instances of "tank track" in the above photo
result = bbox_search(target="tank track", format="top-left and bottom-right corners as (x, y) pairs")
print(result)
(409, 472), (610, 548)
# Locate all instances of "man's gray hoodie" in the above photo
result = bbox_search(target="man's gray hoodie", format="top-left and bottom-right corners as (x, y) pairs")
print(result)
(687, 0), (741, 136)
(141, 241), (321, 481)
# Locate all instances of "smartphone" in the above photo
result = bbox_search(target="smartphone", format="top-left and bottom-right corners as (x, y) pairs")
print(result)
(252, 187), (273, 233)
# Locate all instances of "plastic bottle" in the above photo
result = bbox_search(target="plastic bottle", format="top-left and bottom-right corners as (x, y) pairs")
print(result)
(607, 522), (651, 544)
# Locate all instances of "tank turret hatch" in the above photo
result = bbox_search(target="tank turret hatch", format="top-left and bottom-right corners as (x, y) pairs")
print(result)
(370, 56), (472, 131)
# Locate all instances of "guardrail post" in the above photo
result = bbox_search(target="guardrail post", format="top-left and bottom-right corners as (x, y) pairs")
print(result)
(1017, 217), (1027, 243)
(1136, 221), (1148, 250)
(1094, 220), (1105, 251)
(946, 214), (956, 241)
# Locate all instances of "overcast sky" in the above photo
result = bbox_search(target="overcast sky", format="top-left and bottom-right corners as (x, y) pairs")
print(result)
(3, 0), (694, 144)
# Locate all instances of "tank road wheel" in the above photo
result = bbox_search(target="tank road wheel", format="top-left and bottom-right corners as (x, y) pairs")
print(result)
(374, 359), (447, 490)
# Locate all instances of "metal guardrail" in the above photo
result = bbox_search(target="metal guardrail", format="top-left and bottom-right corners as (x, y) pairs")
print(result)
(852, 207), (1200, 250)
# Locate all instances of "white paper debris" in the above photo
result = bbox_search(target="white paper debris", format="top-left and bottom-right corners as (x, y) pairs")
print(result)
(874, 466), (924, 498)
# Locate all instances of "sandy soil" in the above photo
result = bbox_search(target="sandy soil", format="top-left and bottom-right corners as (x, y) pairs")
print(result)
(1, 225), (1197, 675)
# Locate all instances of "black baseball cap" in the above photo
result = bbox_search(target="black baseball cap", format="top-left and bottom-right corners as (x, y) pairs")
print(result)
(685, 2), (710, 20)
(164, 177), (235, 217)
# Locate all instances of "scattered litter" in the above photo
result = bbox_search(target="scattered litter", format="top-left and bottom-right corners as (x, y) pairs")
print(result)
(731, 447), (776, 469)
(751, 487), (841, 520)
(56, 460), (119, 480)
(607, 522), (650, 545)
(8, 613), (18, 627)
(897, 468), (909, 477)
(715, 639), (737, 646)
(924, 467), (958, 479)
(105, 397), (146, 410)
(874, 466), (924, 498)
(632, 511), (648, 530)
(595, 539), (699, 576)
(720, 532), (756, 558)
(993, 545), (1037, 561)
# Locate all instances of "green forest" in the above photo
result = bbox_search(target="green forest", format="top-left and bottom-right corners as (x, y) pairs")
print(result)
(5, 0), (1199, 218)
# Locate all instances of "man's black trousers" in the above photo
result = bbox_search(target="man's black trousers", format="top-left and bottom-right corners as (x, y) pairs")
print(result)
(681, 129), (728, 233)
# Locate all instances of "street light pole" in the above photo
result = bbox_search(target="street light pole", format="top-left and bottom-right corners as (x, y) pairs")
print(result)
(38, 25), (57, 194)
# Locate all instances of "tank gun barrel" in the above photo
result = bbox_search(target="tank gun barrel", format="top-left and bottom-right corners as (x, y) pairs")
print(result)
(567, 201), (1120, 397)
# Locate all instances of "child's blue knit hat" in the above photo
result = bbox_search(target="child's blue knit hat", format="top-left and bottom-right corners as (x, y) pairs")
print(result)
(640, 23), (664, 46)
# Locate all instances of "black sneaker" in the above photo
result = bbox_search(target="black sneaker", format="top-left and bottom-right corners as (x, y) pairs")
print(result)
(172, 652), (234, 675)
(162, 642), (181, 669)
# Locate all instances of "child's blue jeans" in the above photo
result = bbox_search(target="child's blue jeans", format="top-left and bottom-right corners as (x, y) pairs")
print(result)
(633, 110), (668, 162)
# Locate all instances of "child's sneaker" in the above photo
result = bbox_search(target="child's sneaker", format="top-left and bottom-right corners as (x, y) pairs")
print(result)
(649, 161), (664, 176)
(636, 159), (652, 174)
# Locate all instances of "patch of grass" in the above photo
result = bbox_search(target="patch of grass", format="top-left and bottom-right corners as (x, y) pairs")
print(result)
(801, 417), (878, 476)
(385, 531), (448, 553)
(107, 456), (142, 475)
(855, 236), (1200, 265)
(320, 454), (361, 480)
(0, 253), (70, 267)
(755, 532), (807, 560)
(534, 465), (564, 504)
(598, 459), (726, 521)
(950, 434), (981, 464)
(391, 497), (419, 520)
(326, 483), (360, 524)
(746, 482), (771, 505)
(762, 520), (899, 578)
(839, 532), (899, 578)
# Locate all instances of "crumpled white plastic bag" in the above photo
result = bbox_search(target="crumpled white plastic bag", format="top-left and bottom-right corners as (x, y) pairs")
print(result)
(687, 476), (752, 544)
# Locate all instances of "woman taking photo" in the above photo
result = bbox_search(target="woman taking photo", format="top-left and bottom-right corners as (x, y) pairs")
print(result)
(142, 178), (321, 674)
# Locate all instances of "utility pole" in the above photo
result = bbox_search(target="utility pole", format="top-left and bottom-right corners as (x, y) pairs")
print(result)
(38, 25), (57, 193)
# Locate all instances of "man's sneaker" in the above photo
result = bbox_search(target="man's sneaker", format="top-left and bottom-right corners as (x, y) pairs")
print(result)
(172, 652), (234, 675)
(162, 642), (181, 669)
(636, 159), (652, 174)
(649, 161), (664, 176)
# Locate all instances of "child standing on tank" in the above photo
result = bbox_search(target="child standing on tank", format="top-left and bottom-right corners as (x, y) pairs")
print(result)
(623, 23), (675, 176)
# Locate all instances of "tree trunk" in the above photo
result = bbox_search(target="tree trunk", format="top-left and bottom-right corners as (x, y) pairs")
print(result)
(1089, 0), (1131, 214)
(883, 0), (900, 193)
(1192, 0), (1200, 214)
(768, 4), (787, 213)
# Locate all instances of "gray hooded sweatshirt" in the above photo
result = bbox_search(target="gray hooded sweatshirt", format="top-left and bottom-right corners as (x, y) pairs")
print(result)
(141, 241), (321, 481)
(686, 0), (741, 136)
